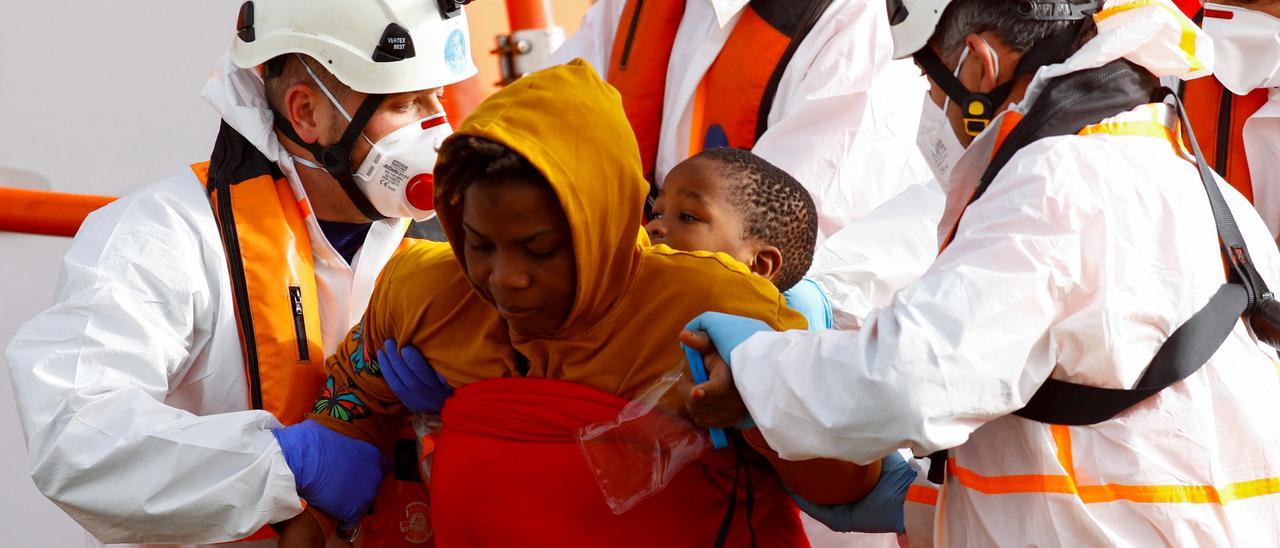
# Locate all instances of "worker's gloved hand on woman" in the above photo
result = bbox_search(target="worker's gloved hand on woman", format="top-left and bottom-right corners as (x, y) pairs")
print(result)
(681, 312), (775, 429)
(683, 311), (774, 366)
(378, 339), (453, 414)
(273, 420), (387, 525)
(790, 451), (917, 534)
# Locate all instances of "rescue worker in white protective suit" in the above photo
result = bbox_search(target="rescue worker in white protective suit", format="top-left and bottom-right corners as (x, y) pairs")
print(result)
(5, 0), (477, 545)
(546, 0), (946, 334)
(680, 0), (1280, 545)
(1196, 0), (1280, 240)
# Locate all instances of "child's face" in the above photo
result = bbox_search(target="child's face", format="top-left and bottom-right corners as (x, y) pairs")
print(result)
(647, 158), (756, 265)
(461, 179), (576, 337)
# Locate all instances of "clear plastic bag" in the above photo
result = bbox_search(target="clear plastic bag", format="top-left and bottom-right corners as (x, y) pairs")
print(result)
(576, 365), (711, 515)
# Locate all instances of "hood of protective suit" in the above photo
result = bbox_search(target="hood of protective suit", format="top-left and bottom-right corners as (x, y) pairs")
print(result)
(935, 0), (1217, 239)
(200, 52), (291, 165)
(1020, 0), (1214, 105)
(435, 59), (650, 338)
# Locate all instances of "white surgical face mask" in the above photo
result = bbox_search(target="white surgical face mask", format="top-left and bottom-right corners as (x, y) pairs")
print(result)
(1203, 4), (1280, 95)
(301, 56), (450, 221)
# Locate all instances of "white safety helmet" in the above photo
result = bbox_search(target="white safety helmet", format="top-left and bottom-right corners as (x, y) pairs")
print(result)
(887, 0), (1100, 60)
(888, 0), (1101, 135)
(230, 0), (478, 94)
(887, 0), (953, 60)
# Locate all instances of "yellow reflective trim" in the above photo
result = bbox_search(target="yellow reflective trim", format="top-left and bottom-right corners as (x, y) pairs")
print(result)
(1051, 424), (1077, 484)
(1079, 120), (1175, 140)
(906, 484), (939, 505)
(949, 458), (1280, 505)
(1080, 115), (1187, 157)
(1094, 0), (1206, 72)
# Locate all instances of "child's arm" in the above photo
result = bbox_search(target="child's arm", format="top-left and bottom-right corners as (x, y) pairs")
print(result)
(274, 509), (331, 548)
(306, 246), (424, 454)
(305, 316), (411, 453)
(742, 429), (882, 505)
(293, 251), (423, 541)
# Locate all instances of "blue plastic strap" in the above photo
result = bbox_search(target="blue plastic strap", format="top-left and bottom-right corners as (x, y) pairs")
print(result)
(683, 343), (728, 449)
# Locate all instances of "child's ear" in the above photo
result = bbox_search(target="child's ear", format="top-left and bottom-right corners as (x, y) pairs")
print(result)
(748, 246), (784, 284)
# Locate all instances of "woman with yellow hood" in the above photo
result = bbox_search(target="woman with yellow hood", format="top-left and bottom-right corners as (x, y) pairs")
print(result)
(292, 60), (878, 546)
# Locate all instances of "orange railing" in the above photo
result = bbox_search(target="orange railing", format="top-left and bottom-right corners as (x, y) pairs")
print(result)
(0, 188), (115, 237)
(2, 0), (569, 238)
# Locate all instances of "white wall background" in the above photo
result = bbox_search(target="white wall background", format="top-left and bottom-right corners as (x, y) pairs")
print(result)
(1, 2), (241, 545)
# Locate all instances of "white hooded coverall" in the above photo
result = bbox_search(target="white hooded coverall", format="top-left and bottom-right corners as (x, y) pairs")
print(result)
(4, 54), (409, 546)
(1242, 88), (1280, 239)
(729, 2), (1280, 545)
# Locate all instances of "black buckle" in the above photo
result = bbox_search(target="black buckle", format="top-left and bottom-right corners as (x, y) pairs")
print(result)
(437, 0), (468, 19)
(1016, 0), (1099, 21)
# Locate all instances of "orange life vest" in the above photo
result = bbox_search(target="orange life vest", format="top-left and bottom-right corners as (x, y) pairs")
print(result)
(1182, 75), (1270, 203)
(1175, 3), (1271, 203)
(197, 159), (326, 425)
(199, 123), (429, 544)
(606, 0), (833, 185)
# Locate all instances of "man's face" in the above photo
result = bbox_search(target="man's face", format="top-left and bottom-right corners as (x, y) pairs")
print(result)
(647, 157), (755, 265)
(461, 178), (577, 338)
(323, 87), (447, 167)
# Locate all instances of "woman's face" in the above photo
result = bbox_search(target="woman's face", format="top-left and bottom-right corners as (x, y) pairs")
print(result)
(461, 178), (576, 337)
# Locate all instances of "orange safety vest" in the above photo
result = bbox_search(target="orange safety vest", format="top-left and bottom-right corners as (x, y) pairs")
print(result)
(197, 163), (326, 425)
(606, 0), (832, 185)
(1182, 74), (1270, 203)
(1175, 3), (1271, 204)
(199, 123), (430, 545)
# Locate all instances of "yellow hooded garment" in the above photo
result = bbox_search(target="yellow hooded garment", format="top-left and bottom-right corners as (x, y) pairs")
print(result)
(308, 60), (876, 506)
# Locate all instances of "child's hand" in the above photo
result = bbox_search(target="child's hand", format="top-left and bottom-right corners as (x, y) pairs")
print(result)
(680, 329), (748, 429)
(275, 511), (328, 548)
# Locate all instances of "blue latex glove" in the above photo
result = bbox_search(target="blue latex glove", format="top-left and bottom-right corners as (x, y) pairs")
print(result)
(791, 452), (917, 534)
(273, 420), (386, 525)
(378, 339), (453, 414)
(784, 278), (834, 331)
(683, 312), (773, 367)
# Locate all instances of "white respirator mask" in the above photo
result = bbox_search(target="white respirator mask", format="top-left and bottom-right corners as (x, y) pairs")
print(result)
(916, 45), (991, 182)
(1203, 4), (1280, 95)
(916, 98), (966, 183)
(350, 113), (451, 221)
(286, 54), (451, 221)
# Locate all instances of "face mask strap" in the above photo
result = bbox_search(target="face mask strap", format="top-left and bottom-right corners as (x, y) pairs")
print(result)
(915, 13), (1092, 136)
(270, 56), (390, 221)
(915, 47), (1003, 137)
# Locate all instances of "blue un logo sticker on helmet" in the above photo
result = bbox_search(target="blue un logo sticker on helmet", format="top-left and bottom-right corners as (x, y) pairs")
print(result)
(445, 29), (468, 74)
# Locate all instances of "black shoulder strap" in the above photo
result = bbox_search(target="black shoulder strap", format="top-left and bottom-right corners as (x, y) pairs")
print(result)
(971, 59), (1158, 204)
(924, 63), (1280, 483)
(1014, 86), (1279, 426)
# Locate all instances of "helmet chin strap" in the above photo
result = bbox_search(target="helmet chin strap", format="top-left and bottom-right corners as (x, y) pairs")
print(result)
(913, 19), (1089, 137)
(271, 56), (390, 221)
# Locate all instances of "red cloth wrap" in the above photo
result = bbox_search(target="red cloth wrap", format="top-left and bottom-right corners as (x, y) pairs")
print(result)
(431, 378), (808, 547)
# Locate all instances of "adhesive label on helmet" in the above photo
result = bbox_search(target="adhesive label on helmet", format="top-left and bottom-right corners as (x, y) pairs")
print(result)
(445, 29), (469, 74)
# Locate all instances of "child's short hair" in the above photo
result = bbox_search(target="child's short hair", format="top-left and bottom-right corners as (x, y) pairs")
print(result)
(694, 147), (818, 291)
